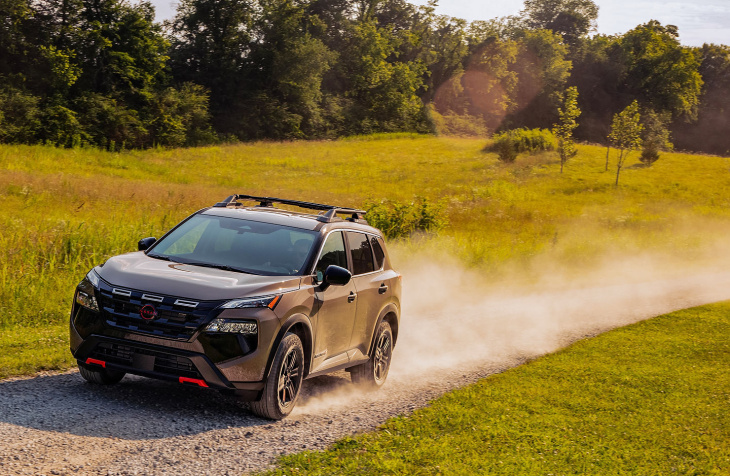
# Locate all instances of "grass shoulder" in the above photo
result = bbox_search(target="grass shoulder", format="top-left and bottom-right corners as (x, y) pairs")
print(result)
(263, 302), (730, 475)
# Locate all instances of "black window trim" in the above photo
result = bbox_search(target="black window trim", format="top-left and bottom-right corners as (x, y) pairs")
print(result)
(308, 229), (385, 278)
(343, 230), (383, 277)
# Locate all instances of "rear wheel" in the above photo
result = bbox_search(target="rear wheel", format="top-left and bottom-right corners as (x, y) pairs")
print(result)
(78, 364), (125, 385)
(249, 333), (304, 420)
(350, 321), (393, 389)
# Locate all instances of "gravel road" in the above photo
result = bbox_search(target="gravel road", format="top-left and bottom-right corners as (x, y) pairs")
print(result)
(3, 264), (730, 476)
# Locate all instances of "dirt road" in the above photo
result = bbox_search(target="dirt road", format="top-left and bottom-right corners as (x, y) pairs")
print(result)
(2, 263), (730, 475)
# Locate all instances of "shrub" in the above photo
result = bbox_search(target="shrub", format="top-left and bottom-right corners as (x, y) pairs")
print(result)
(640, 109), (672, 165)
(365, 198), (447, 239)
(486, 128), (555, 162)
(429, 106), (488, 137)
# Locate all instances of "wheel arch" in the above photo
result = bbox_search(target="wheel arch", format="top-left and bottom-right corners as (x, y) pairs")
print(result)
(263, 314), (314, 380)
(367, 303), (399, 357)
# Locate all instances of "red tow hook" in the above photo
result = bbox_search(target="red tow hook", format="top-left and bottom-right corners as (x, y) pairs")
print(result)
(85, 358), (106, 368)
(179, 377), (209, 388)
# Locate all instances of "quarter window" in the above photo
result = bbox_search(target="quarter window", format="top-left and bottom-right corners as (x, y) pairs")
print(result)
(346, 232), (375, 275)
(371, 236), (385, 270)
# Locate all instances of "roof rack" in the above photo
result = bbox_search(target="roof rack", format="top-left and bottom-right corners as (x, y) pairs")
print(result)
(212, 194), (368, 224)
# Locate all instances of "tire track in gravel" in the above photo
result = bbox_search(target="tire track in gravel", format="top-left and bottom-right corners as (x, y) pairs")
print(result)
(3, 262), (730, 476)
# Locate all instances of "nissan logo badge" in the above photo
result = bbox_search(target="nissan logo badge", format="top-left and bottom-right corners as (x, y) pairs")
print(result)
(140, 304), (158, 320)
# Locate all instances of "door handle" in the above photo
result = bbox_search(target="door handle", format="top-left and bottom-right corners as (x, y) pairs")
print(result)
(378, 284), (388, 294)
(348, 292), (357, 303)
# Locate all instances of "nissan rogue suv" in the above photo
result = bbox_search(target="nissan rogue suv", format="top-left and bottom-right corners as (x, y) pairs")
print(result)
(70, 195), (401, 419)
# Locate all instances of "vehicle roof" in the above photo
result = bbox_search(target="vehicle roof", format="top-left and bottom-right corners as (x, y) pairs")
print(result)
(200, 206), (383, 236)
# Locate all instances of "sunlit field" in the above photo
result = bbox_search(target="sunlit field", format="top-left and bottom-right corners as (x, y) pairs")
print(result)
(2, 135), (730, 377)
(263, 302), (730, 475)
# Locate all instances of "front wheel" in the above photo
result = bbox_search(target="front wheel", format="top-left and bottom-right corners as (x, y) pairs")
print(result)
(78, 364), (125, 385)
(350, 321), (393, 389)
(249, 333), (304, 420)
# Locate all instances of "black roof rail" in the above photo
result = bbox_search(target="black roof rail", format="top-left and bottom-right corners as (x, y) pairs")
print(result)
(212, 194), (368, 224)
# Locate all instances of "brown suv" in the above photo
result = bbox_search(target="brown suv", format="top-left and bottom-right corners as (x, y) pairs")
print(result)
(70, 195), (401, 419)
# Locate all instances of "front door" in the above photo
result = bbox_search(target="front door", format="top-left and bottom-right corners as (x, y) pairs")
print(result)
(311, 231), (357, 369)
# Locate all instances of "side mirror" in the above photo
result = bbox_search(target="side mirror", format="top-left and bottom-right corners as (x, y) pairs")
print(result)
(138, 237), (157, 251)
(320, 265), (351, 290)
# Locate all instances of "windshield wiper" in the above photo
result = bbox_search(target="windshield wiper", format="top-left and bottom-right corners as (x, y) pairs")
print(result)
(147, 253), (181, 263)
(189, 262), (253, 274)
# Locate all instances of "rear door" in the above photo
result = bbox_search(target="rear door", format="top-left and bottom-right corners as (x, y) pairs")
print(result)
(345, 231), (389, 355)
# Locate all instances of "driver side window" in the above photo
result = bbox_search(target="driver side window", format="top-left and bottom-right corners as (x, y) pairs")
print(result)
(315, 232), (347, 281)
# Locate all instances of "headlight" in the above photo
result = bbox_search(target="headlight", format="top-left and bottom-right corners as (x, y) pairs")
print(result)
(75, 270), (100, 312)
(219, 295), (281, 310)
(205, 319), (258, 335)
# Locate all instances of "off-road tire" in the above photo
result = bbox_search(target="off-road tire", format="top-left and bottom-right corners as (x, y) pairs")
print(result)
(350, 320), (392, 389)
(78, 364), (125, 385)
(249, 333), (304, 420)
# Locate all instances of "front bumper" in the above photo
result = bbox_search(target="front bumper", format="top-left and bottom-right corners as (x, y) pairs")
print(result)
(72, 329), (265, 399)
(69, 301), (278, 400)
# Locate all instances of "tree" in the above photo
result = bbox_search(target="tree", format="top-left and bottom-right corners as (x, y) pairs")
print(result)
(608, 100), (642, 186)
(167, 0), (253, 135)
(505, 28), (572, 129)
(552, 86), (580, 172)
(519, 0), (598, 45)
(619, 21), (702, 121)
(672, 44), (730, 155)
(639, 109), (671, 165)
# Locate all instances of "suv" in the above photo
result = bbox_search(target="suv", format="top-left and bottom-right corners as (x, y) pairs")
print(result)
(70, 195), (401, 419)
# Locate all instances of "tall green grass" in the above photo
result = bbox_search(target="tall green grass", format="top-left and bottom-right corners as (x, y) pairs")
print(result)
(263, 302), (730, 475)
(1, 135), (730, 376)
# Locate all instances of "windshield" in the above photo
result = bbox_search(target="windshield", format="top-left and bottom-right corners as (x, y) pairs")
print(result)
(148, 215), (318, 276)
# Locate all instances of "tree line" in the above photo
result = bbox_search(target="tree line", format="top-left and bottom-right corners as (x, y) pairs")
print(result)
(2, 0), (730, 155)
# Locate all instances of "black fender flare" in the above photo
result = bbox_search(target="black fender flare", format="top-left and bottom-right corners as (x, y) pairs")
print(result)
(263, 314), (314, 380)
(366, 303), (400, 358)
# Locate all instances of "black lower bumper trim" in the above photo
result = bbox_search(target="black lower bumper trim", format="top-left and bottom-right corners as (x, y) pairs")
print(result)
(75, 335), (233, 390)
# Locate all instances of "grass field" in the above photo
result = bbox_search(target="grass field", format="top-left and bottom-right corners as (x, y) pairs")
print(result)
(2, 135), (730, 377)
(262, 302), (730, 475)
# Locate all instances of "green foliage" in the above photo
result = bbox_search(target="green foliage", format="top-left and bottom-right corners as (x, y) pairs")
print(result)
(0, 0), (724, 155)
(673, 44), (730, 155)
(39, 104), (87, 147)
(619, 21), (703, 121)
(74, 93), (147, 150)
(488, 127), (556, 162)
(148, 83), (217, 147)
(519, 0), (599, 44)
(0, 88), (41, 144)
(553, 86), (581, 172)
(609, 100), (643, 185)
(639, 109), (672, 165)
(428, 106), (488, 137)
(365, 198), (447, 239)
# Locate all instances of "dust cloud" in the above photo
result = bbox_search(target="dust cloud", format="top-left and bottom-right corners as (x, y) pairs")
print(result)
(293, 241), (730, 415)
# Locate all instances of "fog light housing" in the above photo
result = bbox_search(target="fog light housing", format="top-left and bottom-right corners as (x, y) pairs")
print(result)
(205, 318), (258, 335)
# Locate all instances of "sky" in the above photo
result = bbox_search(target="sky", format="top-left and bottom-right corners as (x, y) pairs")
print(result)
(148, 0), (730, 47)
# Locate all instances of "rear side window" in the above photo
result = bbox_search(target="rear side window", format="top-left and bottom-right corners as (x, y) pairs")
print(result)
(371, 236), (385, 270)
(346, 232), (375, 275)
(315, 232), (347, 280)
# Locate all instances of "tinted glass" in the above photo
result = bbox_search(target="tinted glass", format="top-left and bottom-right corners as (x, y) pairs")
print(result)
(346, 232), (374, 275)
(149, 215), (317, 276)
(315, 232), (347, 280)
(371, 236), (385, 270)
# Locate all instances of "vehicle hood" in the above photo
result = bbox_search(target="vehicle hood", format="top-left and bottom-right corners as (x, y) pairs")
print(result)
(96, 252), (301, 301)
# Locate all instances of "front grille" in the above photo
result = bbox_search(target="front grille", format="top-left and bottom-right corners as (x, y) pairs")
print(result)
(89, 341), (201, 379)
(97, 282), (223, 341)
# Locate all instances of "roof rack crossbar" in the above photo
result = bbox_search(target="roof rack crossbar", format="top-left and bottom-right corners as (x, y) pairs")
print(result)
(212, 194), (367, 223)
